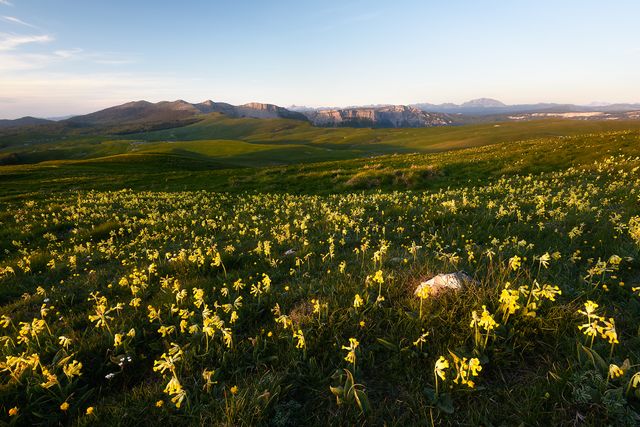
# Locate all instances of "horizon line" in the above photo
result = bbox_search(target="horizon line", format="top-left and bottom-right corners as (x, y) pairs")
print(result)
(5, 97), (640, 121)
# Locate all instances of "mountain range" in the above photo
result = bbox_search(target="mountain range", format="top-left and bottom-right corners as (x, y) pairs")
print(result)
(64, 100), (307, 128)
(0, 100), (309, 133)
(409, 98), (640, 115)
(1, 98), (639, 132)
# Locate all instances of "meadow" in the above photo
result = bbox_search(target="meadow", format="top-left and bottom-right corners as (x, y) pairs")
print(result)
(1, 120), (640, 425)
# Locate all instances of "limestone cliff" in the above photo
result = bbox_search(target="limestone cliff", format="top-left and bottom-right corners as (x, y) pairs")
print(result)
(305, 105), (451, 128)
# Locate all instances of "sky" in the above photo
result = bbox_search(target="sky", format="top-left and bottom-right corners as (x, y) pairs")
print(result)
(0, 0), (639, 119)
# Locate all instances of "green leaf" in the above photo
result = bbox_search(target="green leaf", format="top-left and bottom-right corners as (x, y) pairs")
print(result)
(344, 369), (354, 393)
(376, 338), (397, 351)
(353, 388), (371, 414)
(423, 387), (436, 404)
(580, 344), (608, 373)
(330, 385), (343, 397)
(437, 393), (455, 414)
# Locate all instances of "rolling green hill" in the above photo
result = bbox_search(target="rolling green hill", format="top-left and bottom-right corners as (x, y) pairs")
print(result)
(2, 114), (640, 172)
(2, 118), (640, 199)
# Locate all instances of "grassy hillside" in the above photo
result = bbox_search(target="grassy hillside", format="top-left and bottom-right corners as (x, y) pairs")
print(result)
(2, 123), (640, 198)
(1, 124), (640, 425)
(2, 117), (640, 187)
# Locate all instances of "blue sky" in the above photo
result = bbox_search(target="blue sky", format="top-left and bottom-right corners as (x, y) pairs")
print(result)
(0, 0), (638, 118)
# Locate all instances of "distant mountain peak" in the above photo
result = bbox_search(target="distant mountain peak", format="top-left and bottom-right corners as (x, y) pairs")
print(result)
(114, 100), (153, 109)
(0, 116), (55, 129)
(461, 98), (506, 108)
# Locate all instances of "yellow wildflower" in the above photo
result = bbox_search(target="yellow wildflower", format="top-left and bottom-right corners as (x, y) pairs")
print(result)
(353, 294), (363, 308)
(293, 329), (305, 349)
(63, 360), (83, 379)
(342, 338), (359, 365)
(434, 356), (449, 381)
(609, 364), (624, 379)
(58, 335), (72, 349)
(508, 255), (521, 271)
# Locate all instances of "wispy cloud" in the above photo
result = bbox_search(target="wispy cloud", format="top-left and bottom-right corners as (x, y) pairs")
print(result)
(2, 15), (39, 29)
(0, 33), (53, 50)
(78, 50), (137, 66)
(53, 48), (83, 59)
(0, 47), (135, 72)
(93, 58), (136, 65)
(0, 0), (13, 6)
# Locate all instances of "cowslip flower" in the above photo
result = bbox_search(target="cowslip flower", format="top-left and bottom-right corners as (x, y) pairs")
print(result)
(508, 255), (522, 271)
(578, 300), (604, 348)
(434, 356), (450, 396)
(413, 330), (430, 349)
(629, 372), (640, 392)
(58, 336), (72, 349)
(311, 299), (321, 314)
(599, 318), (619, 345)
(609, 364), (624, 379)
(471, 305), (498, 349)
(202, 369), (217, 392)
(450, 352), (482, 389)
(164, 376), (186, 408)
(499, 283), (520, 323)
(478, 306), (498, 332)
(342, 338), (359, 365)
(434, 356), (449, 381)
(415, 282), (430, 318)
(0, 315), (11, 328)
(293, 329), (305, 349)
(63, 360), (83, 379)
(537, 252), (551, 269)
(40, 367), (58, 388)
(469, 358), (482, 376)
(353, 294), (364, 309)
(579, 300), (599, 317)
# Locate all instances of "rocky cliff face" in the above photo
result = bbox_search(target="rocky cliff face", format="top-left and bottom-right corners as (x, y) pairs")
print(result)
(305, 105), (451, 128)
(195, 101), (307, 120)
(235, 103), (308, 120)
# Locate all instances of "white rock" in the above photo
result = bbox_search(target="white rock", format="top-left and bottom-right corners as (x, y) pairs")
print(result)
(415, 271), (475, 296)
